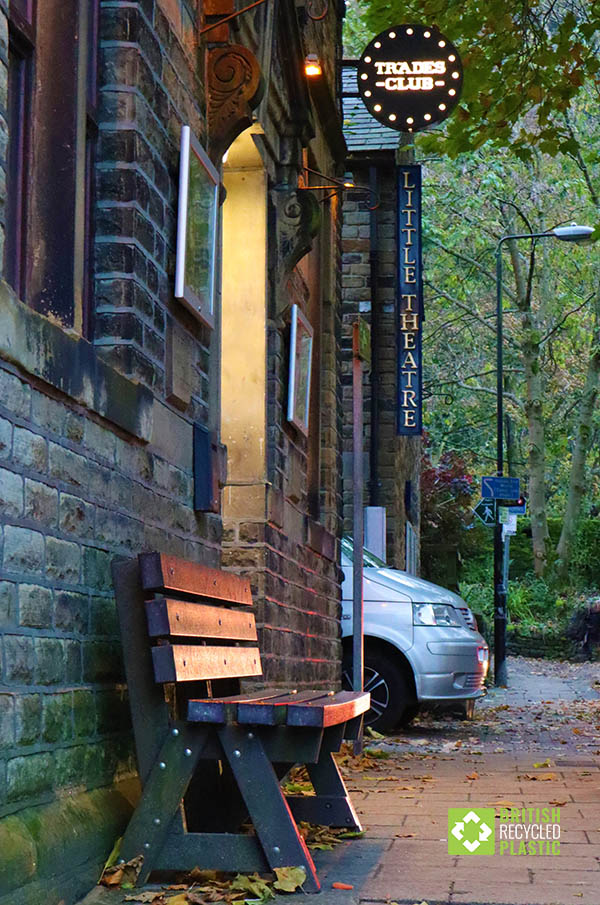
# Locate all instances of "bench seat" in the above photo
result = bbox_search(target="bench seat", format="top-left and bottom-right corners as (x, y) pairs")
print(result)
(188, 689), (370, 726)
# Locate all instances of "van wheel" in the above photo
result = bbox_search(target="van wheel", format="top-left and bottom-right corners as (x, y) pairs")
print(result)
(343, 650), (417, 732)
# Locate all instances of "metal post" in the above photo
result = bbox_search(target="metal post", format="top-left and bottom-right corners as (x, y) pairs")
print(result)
(352, 321), (364, 754)
(502, 533), (511, 589)
(494, 245), (508, 686)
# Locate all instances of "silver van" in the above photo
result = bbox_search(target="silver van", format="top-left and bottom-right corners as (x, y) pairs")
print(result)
(341, 537), (489, 730)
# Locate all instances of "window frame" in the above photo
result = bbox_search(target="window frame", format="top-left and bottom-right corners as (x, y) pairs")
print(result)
(5, 2), (36, 299)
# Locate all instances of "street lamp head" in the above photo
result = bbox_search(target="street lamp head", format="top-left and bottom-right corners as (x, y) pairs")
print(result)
(552, 223), (596, 243)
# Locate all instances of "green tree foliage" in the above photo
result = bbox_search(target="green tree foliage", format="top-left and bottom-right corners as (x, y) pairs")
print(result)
(344, 3), (600, 583)
(350, 1), (600, 160)
(419, 140), (600, 561)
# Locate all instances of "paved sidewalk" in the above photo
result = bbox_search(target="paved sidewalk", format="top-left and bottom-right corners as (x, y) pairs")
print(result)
(81, 657), (600, 905)
(307, 655), (600, 905)
(314, 749), (600, 905)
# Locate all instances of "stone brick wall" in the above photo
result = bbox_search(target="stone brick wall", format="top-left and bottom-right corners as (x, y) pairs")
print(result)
(95, 0), (212, 420)
(0, 354), (221, 903)
(0, 2), (221, 902)
(341, 159), (421, 569)
(0, 2), (348, 901)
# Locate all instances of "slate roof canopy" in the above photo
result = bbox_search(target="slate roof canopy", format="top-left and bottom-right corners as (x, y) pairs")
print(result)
(342, 64), (400, 152)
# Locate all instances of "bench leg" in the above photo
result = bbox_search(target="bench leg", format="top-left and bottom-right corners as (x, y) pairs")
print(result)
(120, 724), (210, 885)
(218, 725), (321, 893)
(287, 730), (362, 830)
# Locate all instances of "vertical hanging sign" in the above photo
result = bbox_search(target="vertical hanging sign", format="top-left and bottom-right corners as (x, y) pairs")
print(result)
(397, 164), (423, 435)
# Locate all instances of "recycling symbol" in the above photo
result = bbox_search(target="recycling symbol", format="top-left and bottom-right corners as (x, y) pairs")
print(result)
(450, 810), (493, 853)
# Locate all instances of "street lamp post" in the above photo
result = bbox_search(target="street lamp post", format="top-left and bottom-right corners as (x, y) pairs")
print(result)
(494, 224), (595, 686)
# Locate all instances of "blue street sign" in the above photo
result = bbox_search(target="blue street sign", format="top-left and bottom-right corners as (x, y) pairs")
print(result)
(508, 501), (527, 515)
(481, 476), (520, 500)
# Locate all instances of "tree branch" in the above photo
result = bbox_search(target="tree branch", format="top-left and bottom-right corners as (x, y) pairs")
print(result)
(427, 237), (517, 302)
(426, 281), (520, 347)
(539, 294), (595, 345)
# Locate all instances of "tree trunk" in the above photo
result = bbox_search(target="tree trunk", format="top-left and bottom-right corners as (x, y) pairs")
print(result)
(556, 291), (600, 578)
(504, 373), (518, 476)
(522, 312), (549, 575)
(507, 236), (549, 575)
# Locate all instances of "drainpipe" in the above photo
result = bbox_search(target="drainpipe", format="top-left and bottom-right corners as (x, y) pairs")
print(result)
(368, 164), (380, 506)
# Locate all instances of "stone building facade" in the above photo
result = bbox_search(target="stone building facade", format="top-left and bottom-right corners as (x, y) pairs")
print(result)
(341, 65), (421, 571)
(0, 3), (347, 902)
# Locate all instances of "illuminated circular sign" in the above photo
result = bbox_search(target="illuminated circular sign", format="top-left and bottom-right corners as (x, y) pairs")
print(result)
(357, 24), (463, 133)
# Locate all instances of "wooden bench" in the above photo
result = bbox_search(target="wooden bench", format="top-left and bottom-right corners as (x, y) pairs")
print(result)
(112, 552), (370, 892)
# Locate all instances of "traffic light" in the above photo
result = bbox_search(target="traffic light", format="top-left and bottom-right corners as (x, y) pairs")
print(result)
(509, 493), (527, 514)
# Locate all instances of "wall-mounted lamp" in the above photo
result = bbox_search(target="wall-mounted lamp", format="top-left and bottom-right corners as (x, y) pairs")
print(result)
(305, 54), (323, 78)
(298, 166), (379, 209)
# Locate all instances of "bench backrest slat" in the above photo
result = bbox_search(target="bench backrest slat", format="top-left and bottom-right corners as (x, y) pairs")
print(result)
(140, 552), (252, 606)
(152, 644), (262, 683)
(146, 598), (258, 641)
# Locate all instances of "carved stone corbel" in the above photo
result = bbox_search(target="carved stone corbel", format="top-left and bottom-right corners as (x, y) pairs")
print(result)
(271, 187), (321, 312)
(206, 45), (264, 163)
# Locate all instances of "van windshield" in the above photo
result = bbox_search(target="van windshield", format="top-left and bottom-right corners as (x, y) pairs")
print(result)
(341, 536), (386, 568)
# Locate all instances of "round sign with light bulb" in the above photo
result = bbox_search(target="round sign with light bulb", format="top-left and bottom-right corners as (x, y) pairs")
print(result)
(357, 24), (463, 132)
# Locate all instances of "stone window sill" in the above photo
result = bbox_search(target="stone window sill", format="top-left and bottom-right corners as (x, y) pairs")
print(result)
(0, 281), (154, 441)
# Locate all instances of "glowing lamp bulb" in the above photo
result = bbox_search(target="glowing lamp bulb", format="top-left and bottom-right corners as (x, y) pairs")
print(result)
(304, 55), (322, 77)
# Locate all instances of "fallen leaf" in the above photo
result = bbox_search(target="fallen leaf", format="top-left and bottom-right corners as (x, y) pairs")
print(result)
(163, 896), (190, 905)
(466, 772), (479, 781)
(395, 833), (416, 838)
(365, 727), (385, 740)
(522, 773), (557, 782)
(186, 870), (221, 884)
(231, 873), (274, 904)
(533, 760), (551, 768)
(100, 855), (143, 889)
(124, 895), (164, 904)
(490, 800), (517, 807)
(549, 800), (568, 806)
(332, 882), (354, 890)
(273, 867), (306, 892)
(102, 836), (123, 874)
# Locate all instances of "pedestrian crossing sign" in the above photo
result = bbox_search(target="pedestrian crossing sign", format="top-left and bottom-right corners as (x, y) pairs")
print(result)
(473, 498), (495, 527)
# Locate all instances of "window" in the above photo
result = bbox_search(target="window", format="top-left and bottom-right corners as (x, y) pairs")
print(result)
(5, 1), (35, 298)
(83, 0), (101, 338)
(5, 1), (100, 334)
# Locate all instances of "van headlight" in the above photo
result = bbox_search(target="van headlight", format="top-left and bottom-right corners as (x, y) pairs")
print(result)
(413, 603), (462, 627)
